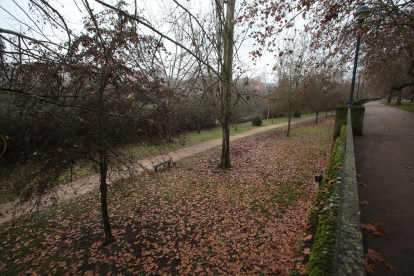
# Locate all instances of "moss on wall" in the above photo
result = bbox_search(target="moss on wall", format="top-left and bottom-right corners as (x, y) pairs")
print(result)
(306, 125), (346, 276)
(352, 101), (363, 107)
(350, 107), (365, 136)
(333, 107), (348, 143)
(333, 107), (365, 141)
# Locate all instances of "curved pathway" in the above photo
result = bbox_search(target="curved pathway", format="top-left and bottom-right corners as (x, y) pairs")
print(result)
(0, 116), (317, 225)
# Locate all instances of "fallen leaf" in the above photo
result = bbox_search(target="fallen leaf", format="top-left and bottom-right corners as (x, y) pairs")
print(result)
(383, 261), (395, 270)
(298, 256), (305, 262)
(358, 183), (366, 186)
(362, 222), (376, 231)
(296, 262), (302, 270)
(366, 265), (375, 273)
(390, 145), (396, 148)
(410, 179), (414, 182)
(319, 201), (324, 205)
(366, 260), (375, 273)
(357, 174), (363, 177)
(365, 249), (384, 262)
(359, 200), (369, 205)
(303, 235), (313, 241)
(335, 196), (340, 199)
(406, 166), (412, 169)
(374, 228), (389, 240)
(313, 207), (319, 211)
(304, 225), (311, 231)
(297, 263), (307, 275)
(337, 165), (343, 169)
(303, 248), (311, 255)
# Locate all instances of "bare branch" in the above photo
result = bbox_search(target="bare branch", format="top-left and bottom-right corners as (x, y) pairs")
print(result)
(0, 28), (63, 48)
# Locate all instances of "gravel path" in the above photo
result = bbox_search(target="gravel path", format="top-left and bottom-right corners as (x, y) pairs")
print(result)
(0, 116), (317, 225)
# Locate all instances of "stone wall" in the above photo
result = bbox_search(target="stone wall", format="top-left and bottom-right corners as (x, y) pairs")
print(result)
(332, 111), (365, 275)
(307, 111), (365, 276)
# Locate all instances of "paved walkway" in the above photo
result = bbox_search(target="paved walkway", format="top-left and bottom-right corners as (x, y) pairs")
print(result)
(0, 116), (317, 225)
(354, 101), (414, 275)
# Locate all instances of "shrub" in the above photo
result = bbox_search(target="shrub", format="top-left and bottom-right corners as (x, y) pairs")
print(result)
(293, 109), (301, 118)
(252, 116), (262, 126)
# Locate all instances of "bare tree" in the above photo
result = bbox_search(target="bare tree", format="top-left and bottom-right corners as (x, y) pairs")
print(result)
(0, 2), (180, 244)
(273, 35), (307, 137)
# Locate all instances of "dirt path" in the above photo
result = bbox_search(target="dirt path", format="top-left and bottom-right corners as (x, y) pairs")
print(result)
(0, 116), (316, 225)
(354, 101), (414, 275)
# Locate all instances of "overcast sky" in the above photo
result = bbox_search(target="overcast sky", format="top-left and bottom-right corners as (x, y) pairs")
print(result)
(0, 0), (307, 82)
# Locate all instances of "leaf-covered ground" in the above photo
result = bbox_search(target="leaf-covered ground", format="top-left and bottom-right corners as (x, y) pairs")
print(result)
(0, 117), (334, 276)
(0, 116), (312, 205)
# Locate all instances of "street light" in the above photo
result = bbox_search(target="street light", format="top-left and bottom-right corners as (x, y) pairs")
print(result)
(356, 70), (362, 101)
(361, 82), (364, 99)
(347, 5), (371, 107)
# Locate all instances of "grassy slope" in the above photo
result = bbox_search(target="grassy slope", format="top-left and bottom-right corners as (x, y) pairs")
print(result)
(0, 117), (333, 276)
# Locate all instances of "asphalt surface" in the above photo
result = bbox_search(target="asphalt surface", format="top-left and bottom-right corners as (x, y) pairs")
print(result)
(354, 101), (414, 275)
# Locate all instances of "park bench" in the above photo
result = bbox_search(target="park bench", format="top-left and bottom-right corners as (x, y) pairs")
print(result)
(153, 160), (172, 171)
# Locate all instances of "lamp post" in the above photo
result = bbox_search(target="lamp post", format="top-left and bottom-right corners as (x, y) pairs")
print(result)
(361, 82), (364, 99)
(356, 71), (362, 101)
(347, 6), (371, 107)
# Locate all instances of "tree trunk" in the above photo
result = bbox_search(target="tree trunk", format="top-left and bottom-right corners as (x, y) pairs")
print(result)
(197, 117), (200, 134)
(218, 0), (235, 169)
(286, 110), (292, 137)
(99, 153), (115, 244)
(316, 111), (319, 124)
(235, 110), (238, 131)
(286, 86), (298, 137)
(286, 98), (292, 137)
(219, 124), (231, 168)
(267, 108), (270, 120)
(411, 91), (414, 102)
(396, 88), (402, 105)
(387, 91), (392, 103)
(97, 72), (114, 245)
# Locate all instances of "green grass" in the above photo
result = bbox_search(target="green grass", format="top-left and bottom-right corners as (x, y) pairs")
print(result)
(170, 113), (317, 146)
(127, 114), (317, 158)
(124, 117), (292, 161)
(184, 116), (289, 144)
(385, 102), (414, 113)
